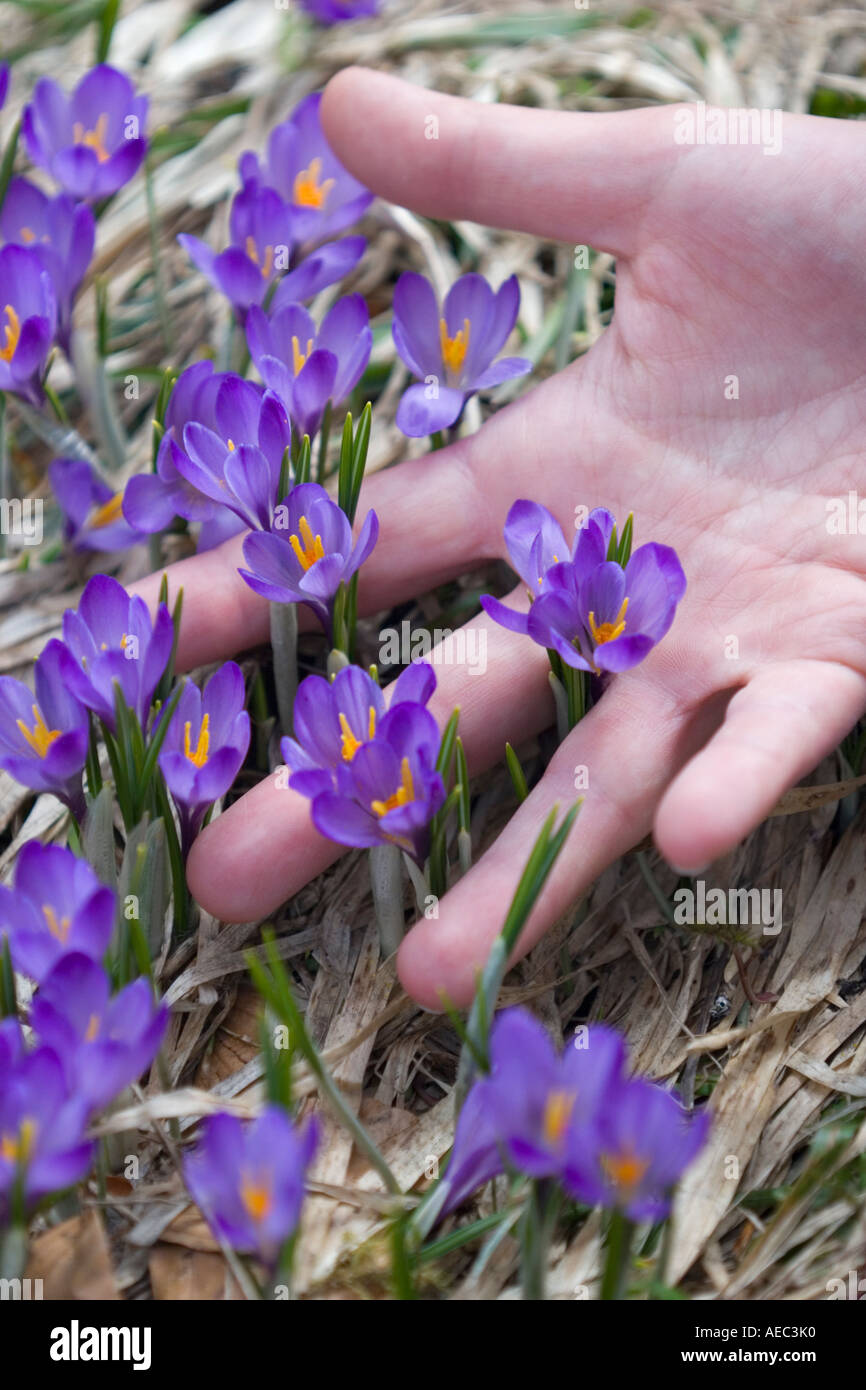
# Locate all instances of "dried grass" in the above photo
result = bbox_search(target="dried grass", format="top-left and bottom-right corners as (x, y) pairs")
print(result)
(6, 0), (866, 1300)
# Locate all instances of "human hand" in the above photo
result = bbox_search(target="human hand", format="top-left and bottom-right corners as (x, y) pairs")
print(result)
(134, 68), (866, 1008)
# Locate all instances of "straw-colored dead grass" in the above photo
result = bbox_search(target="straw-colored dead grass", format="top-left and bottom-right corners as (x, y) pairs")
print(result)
(3, 0), (866, 1299)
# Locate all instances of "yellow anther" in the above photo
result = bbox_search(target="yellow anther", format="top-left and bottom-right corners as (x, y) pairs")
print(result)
(73, 112), (110, 163)
(85, 1014), (100, 1043)
(292, 157), (335, 210)
(542, 1090), (576, 1148)
(338, 706), (376, 762)
(19, 226), (36, 244)
(371, 757), (415, 818)
(43, 905), (71, 943)
(601, 1149), (650, 1192)
(184, 713), (210, 768)
(244, 235), (274, 279)
(240, 1174), (273, 1223)
(0, 304), (20, 363)
(291, 334), (315, 376)
(537, 552), (560, 587)
(1, 1117), (36, 1164)
(439, 316), (471, 375)
(289, 515), (325, 571)
(16, 704), (61, 759)
(588, 596), (628, 647)
(88, 491), (125, 529)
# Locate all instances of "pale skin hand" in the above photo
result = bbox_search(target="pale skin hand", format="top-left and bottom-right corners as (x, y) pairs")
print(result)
(132, 68), (866, 1009)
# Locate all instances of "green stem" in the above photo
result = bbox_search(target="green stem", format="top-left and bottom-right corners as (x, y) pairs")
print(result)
(43, 381), (67, 424)
(316, 401), (332, 483)
(390, 1214), (416, 1300)
(548, 669), (569, 744)
(562, 661), (586, 731)
(270, 601), (298, 736)
(600, 1208), (636, 1301)
(369, 844), (405, 957)
(0, 1225), (28, 1283)
(521, 1180), (560, 1301)
(154, 778), (188, 939)
(0, 938), (16, 1019)
(650, 1213), (675, 1298)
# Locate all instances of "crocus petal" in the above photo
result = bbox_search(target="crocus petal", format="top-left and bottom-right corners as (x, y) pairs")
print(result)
(311, 791), (381, 848)
(392, 272), (442, 377)
(470, 356), (532, 390)
(271, 236), (365, 309)
(479, 593), (531, 636)
(391, 661), (436, 707)
(395, 383), (465, 437)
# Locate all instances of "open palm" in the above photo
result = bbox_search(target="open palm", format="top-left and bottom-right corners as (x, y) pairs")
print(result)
(134, 69), (866, 1008)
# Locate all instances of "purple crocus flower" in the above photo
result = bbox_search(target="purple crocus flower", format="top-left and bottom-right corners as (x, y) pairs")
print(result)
(239, 482), (378, 638)
(239, 94), (373, 248)
(439, 1011), (627, 1216)
(479, 1013), (626, 1180)
(310, 703), (445, 863)
(29, 954), (167, 1114)
(0, 841), (115, 983)
(158, 663), (250, 854)
(183, 1106), (317, 1268)
(50, 457), (145, 552)
(178, 181), (365, 317)
(268, 235), (366, 315)
(0, 639), (89, 817)
(436, 1082), (506, 1218)
(122, 361), (245, 550)
(0, 64), (9, 113)
(21, 64), (148, 201)
(527, 543), (686, 675)
(437, 1009), (709, 1222)
(565, 1077), (710, 1222)
(246, 294), (372, 440)
(281, 660), (435, 798)
(392, 272), (531, 436)
(0, 243), (57, 404)
(0, 1046), (94, 1220)
(179, 183), (293, 315)
(481, 502), (613, 638)
(0, 178), (94, 351)
(61, 574), (173, 732)
(176, 375), (292, 531)
(0, 1017), (23, 1072)
(299, 0), (381, 23)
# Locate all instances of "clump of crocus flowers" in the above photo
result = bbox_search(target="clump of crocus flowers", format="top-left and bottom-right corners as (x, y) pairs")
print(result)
(239, 482), (378, 642)
(482, 501), (686, 678)
(179, 94), (369, 318)
(0, 844), (168, 1227)
(480, 501), (685, 737)
(281, 662), (444, 864)
(0, 62), (148, 411)
(439, 1008), (709, 1225)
